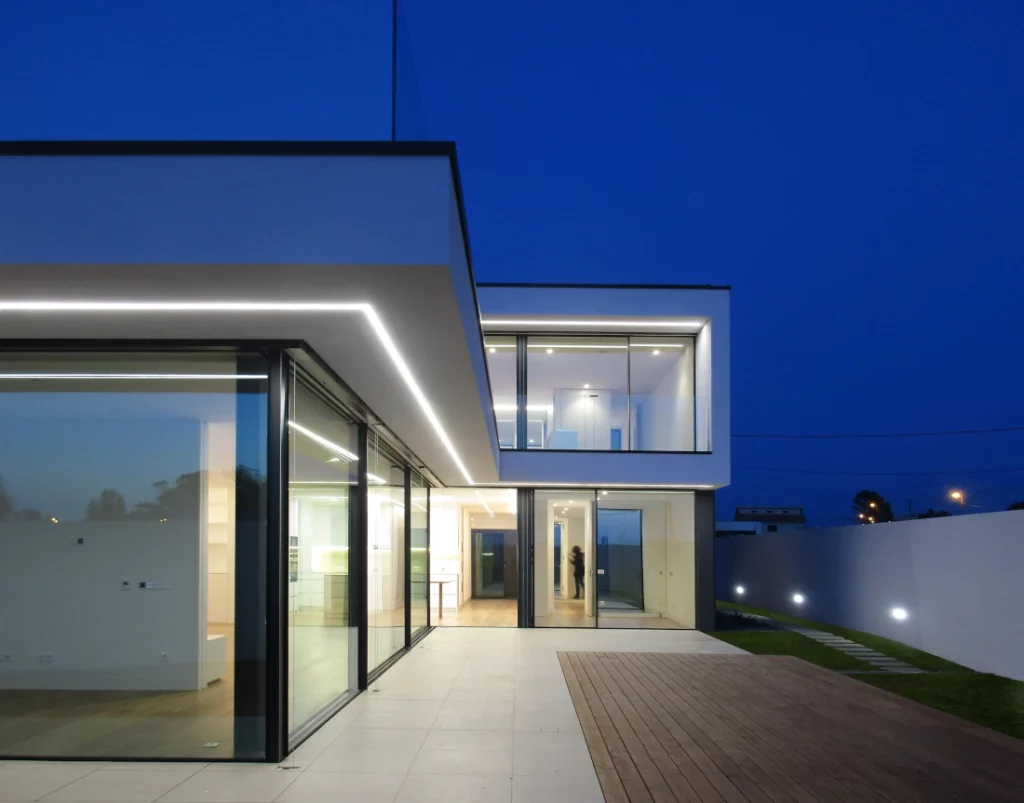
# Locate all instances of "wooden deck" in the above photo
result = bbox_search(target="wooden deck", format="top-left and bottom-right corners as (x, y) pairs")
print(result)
(559, 651), (1024, 803)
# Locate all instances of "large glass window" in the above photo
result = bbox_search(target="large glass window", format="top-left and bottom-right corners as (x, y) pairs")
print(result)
(533, 491), (597, 627)
(367, 435), (406, 673)
(629, 338), (695, 451)
(0, 352), (268, 759)
(526, 336), (628, 450)
(485, 336), (518, 448)
(286, 370), (359, 747)
(596, 491), (695, 629)
(520, 336), (696, 451)
(410, 472), (429, 637)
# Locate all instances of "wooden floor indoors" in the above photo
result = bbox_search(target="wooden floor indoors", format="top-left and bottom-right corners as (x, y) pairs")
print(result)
(432, 597), (518, 627)
(560, 651), (1024, 803)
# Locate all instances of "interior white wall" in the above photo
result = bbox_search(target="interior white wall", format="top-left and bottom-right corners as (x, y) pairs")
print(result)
(695, 321), (713, 452)
(632, 345), (695, 452)
(428, 502), (461, 614)
(0, 523), (202, 691)
(534, 499), (553, 617)
(204, 422), (236, 625)
(599, 492), (696, 626)
(715, 511), (1024, 680)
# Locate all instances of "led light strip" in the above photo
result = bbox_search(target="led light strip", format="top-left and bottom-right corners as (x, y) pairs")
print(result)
(0, 373), (268, 379)
(475, 489), (496, 518)
(481, 318), (703, 329)
(0, 300), (475, 485)
(287, 420), (359, 461)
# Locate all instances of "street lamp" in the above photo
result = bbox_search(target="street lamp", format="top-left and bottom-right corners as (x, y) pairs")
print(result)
(950, 490), (965, 512)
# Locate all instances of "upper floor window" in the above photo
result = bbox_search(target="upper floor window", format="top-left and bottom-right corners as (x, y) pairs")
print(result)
(484, 336), (517, 448)
(521, 335), (695, 452)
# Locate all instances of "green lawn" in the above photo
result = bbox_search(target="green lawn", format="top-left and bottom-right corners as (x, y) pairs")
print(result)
(711, 630), (876, 671)
(713, 601), (1024, 740)
(862, 673), (1024, 739)
(718, 600), (969, 672)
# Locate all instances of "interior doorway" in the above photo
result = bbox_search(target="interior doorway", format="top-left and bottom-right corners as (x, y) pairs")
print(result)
(428, 488), (518, 627)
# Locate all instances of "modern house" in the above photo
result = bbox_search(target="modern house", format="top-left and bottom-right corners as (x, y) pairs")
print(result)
(0, 142), (730, 762)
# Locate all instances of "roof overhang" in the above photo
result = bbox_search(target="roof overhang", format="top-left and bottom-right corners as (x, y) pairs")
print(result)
(0, 145), (499, 485)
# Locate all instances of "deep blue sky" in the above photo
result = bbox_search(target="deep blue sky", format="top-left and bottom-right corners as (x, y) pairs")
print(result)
(2, 1), (1022, 523)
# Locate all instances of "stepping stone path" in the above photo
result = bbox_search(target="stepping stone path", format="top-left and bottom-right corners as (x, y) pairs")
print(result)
(787, 626), (924, 674)
(718, 606), (926, 674)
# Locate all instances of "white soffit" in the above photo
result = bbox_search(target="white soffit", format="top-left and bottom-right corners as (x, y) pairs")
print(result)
(480, 316), (706, 333)
(0, 264), (499, 486)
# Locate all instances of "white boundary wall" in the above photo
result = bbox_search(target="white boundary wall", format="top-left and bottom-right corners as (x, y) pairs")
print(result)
(715, 510), (1024, 680)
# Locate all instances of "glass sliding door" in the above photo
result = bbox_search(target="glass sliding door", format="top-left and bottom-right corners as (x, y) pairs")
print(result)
(596, 491), (696, 629)
(533, 490), (596, 627)
(367, 434), (406, 673)
(286, 369), (359, 747)
(0, 351), (268, 759)
(410, 472), (429, 637)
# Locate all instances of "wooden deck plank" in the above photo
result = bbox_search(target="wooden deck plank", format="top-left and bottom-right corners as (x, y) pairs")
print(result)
(558, 652), (1024, 803)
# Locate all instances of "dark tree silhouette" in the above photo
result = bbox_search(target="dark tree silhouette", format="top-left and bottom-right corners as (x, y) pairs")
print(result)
(1008, 501), (1024, 511)
(852, 490), (894, 523)
(85, 489), (128, 521)
(917, 508), (952, 519)
(127, 467), (266, 521)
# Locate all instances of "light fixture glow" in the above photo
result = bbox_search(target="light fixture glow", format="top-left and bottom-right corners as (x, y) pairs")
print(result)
(583, 383), (590, 389)
(601, 491), (608, 495)
(475, 490), (495, 518)
(735, 585), (745, 595)
(488, 347), (496, 353)
(653, 350), (660, 356)
(890, 607), (908, 621)
(792, 593), (805, 605)
(49, 517), (59, 524)
(630, 343), (687, 348)
(0, 300), (475, 485)
(482, 318), (703, 330)
(288, 421), (358, 461)
(0, 373), (268, 380)
(546, 348), (554, 354)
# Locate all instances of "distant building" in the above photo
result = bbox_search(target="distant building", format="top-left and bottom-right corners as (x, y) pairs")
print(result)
(718, 506), (807, 535)
(735, 506), (807, 532)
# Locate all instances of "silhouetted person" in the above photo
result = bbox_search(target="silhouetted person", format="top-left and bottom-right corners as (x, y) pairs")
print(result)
(570, 545), (585, 599)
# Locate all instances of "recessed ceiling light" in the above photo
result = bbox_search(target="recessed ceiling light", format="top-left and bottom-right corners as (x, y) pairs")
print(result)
(653, 349), (660, 356)
(488, 347), (496, 353)
(601, 491), (608, 495)
(583, 383), (590, 389)
(546, 348), (554, 354)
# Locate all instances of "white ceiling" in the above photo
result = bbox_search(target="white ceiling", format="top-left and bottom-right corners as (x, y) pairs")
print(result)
(0, 263), (500, 485)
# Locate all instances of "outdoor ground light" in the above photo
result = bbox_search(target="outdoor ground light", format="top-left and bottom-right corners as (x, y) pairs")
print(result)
(735, 585), (745, 596)
(890, 607), (909, 621)
(792, 592), (805, 604)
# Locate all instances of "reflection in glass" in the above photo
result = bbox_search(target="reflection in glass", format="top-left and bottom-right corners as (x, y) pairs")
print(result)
(287, 369), (359, 747)
(0, 352), (268, 759)
(367, 436), (406, 672)
(526, 337), (628, 450)
(597, 491), (696, 629)
(485, 336), (518, 448)
(410, 472), (429, 636)
(533, 491), (596, 627)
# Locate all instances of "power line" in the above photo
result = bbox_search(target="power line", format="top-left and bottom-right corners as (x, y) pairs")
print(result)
(735, 465), (1024, 477)
(733, 425), (1024, 439)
